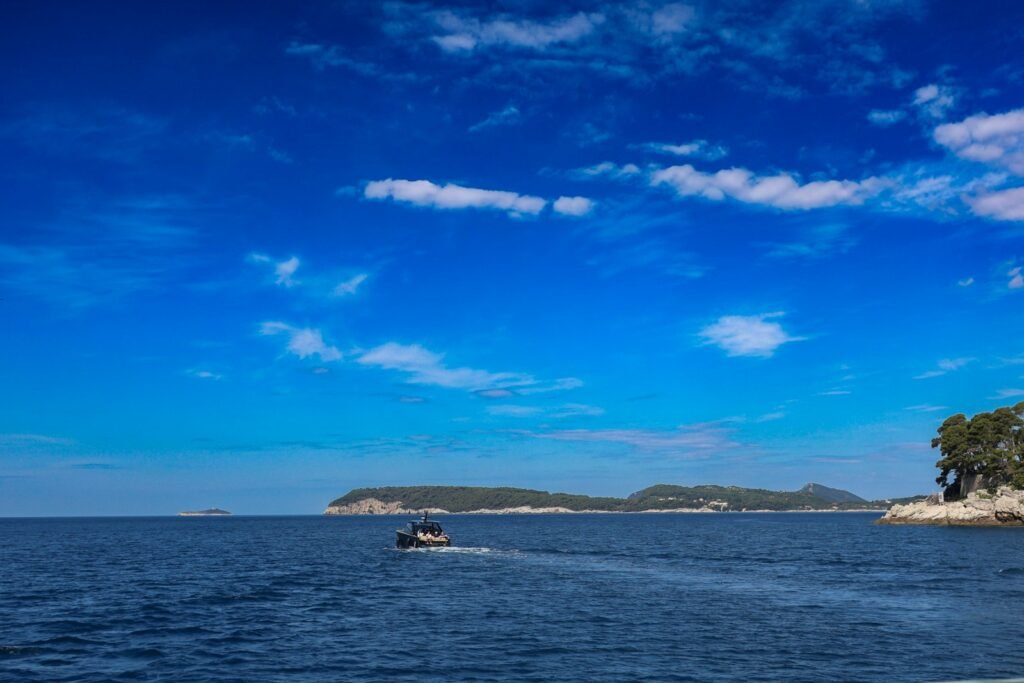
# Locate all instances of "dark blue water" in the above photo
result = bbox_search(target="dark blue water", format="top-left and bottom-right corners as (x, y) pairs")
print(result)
(2, 514), (1023, 682)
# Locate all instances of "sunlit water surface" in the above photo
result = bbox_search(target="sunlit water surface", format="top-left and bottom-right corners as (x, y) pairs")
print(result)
(2, 514), (1023, 681)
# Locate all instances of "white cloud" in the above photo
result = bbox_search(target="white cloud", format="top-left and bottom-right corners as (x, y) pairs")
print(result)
(819, 390), (851, 396)
(957, 277), (975, 287)
(274, 257), (300, 286)
(651, 164), (880, 210)
(967, 187), (1024, 222)
(429, 11), (602, 53)
(913, 84), (956, 119)
(248, 252), (300, 287)
(187, 369), (223, 380)
(867, 109), (906, 127)
(553, 196), (594, 216)
(643, 140), (727, 160)
(934, 108), (1024, 175)
(333, 273), (368, 297)
(698, 312), (804, 358)
(260, 321), (342, 362)
(1009, 266), (1024, 289)
(913, 357), (974, 380)
(364, 179), (546, 216)
(357, 342), (531, 390)
(576, 161), (641, 178)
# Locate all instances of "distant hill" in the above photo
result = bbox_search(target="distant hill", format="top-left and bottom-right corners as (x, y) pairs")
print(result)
(798, 483), (866, 504)
(326, 484), (899, 514)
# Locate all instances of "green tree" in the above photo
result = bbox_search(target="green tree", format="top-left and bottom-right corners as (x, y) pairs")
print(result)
(931, 402), (1024, 494)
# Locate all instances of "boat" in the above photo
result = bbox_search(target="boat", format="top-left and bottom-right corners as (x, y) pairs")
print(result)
(396, 512), (451, 548)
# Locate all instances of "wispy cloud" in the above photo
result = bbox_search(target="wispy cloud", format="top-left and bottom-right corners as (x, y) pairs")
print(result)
(906, 404), (949, 413)
(469, 105), (522, 132)
(284, 41), (390, 77)
(186, 369), (223, 380)
(575, 161), (641, 179)
(364, 179), (546, 216)
(699, 312), (804, 358)
(426, 11), (603, 53)
(642, 140), (727, 160)
(363, 178), (593, 219)
(652, 164), (880, 210)
(957, 277), (975, 287)
(992, 388), (1024, 399)
(0, 194), (198, 308)
(515, 377), (584, 395)
(867, 109), (906, 127)
(248, 253), (300, 287)
(913, 357), (974, 380)
(1009, 266), (1024, 289)
(474, 388), (517, 399)
(381, 2), (918, 97)
(0, 433), (75, 447)
(487, 403), (604, 419)
(551, 403), (605, 418)
(487, 405), (544, 417)
(333, 273), (368, 297)
(260, 322), (342, 362)
(913, 83), (956, 119)
(530, 422), (740, 458)
(762, 223), (856, 259)
(357, 342), (530, 390)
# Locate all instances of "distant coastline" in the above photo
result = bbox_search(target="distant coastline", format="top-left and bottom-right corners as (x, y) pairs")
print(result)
(324, 484), (918, 516)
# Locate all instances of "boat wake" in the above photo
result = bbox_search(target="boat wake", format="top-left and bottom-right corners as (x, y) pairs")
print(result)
(398, 546), (522, 556)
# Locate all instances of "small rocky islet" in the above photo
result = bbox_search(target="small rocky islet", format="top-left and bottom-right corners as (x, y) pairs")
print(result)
(177, 508), (231, 517)
(880, 401), (1024, 527)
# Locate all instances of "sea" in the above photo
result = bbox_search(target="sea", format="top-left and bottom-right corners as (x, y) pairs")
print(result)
(2, 513), (1023, 682)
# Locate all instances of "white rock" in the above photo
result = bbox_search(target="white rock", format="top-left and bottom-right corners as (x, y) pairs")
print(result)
(879, 487), (1024, 526)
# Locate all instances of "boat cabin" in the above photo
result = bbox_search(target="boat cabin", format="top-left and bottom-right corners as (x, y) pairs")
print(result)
(408, 519), (444, 536)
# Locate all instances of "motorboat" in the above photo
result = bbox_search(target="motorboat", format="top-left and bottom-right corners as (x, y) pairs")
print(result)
(396, 512), (451, 548)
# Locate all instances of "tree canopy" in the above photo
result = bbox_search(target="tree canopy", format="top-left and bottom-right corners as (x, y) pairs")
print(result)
(932, 402), (1024, 494)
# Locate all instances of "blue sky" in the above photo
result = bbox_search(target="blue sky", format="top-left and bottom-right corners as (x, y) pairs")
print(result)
(2, 0), (1024, 514)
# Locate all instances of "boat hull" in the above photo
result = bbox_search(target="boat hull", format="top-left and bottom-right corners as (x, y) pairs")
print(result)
(396, 531), (451, 549)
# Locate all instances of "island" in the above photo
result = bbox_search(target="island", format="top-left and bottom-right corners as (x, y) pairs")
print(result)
(177, 508), (231, 517)
(325, 482), (914, 515)
(880, 402), (1024, 526)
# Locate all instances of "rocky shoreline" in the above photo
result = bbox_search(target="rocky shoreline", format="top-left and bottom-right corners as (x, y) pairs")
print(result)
(878, 487), (1024, 526)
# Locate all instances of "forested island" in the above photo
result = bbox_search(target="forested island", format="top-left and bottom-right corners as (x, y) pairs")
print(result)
(177, 508), (231, 517)
(326, 482), (915, 514)
(881, 402), (1024, 525)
